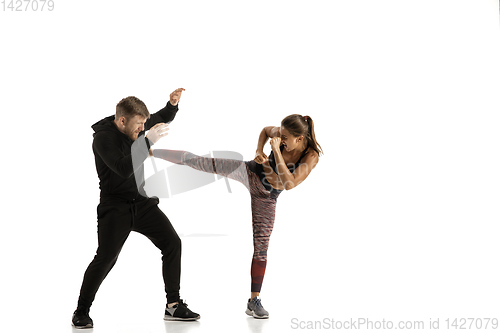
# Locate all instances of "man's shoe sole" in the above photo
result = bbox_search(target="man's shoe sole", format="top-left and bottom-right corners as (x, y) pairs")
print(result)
(71, 322), (93, 329)
(164, 315), (200, 321)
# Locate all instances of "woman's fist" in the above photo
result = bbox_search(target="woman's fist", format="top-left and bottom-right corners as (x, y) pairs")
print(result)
(254, 152), (268, 164)
(269, 137), (282, 151)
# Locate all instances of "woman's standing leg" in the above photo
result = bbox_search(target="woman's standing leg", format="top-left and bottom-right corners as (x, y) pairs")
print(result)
(245, 172), (278, 319)
(249, 194), (276, 296)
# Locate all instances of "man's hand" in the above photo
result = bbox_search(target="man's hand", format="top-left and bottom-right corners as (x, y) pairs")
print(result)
(254, 151), (268, 164)
(170, 88), (186, 106)
(146, 123), (169, 144)
(270, 137), (282, 152)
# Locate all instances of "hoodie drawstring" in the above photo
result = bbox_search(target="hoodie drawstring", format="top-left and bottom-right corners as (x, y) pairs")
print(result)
(128, 199), (138, 225)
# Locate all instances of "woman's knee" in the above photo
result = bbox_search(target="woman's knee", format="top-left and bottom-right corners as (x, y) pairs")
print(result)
(253, 249), (268, 261)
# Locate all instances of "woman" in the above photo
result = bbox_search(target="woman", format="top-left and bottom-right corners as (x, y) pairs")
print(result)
(150, 114), (322, 319)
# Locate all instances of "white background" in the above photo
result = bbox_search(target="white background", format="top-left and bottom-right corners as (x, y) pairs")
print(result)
(1, 1), (500, 332)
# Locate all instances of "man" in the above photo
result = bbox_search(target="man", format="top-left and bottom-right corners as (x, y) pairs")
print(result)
(72, 88), (200, 329)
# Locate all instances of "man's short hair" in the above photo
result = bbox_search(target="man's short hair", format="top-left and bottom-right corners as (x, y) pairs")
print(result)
(116, 96), (150, 120)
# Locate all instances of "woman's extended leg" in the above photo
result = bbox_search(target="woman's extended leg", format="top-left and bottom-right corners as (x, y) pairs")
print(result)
(152, 149), (250, 189)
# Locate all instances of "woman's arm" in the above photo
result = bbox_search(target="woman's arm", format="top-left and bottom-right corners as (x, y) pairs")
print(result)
(254, 126), (280, 164)
(269, 137), (319, 190)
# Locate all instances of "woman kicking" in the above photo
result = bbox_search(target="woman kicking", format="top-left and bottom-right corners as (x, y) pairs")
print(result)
(150, 114), (322, 319)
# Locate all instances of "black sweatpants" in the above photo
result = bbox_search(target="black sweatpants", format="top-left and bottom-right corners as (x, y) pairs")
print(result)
(78, 196), (181, 307)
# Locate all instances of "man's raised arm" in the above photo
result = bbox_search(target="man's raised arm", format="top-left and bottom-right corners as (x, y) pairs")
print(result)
(146, 88), (186, 130)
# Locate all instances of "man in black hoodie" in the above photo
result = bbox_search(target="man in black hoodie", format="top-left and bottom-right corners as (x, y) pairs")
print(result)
(72, 88), (200, 328)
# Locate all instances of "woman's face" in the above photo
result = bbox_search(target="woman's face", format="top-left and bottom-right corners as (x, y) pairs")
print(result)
(280, 126), (304, 152)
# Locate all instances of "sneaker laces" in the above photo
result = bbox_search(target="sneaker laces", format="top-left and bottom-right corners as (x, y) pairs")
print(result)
(254, 298), (263, 308)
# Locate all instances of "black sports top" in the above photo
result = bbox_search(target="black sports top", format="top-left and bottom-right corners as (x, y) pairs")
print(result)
(268, 145), (309, 175)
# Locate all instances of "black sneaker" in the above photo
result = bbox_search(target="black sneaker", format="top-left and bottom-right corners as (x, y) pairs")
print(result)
(164, 299), (200, 321)
(71, 308), (93, 329)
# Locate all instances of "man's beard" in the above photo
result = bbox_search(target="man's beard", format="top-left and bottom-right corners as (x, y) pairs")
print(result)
(127, 129), (140, 141)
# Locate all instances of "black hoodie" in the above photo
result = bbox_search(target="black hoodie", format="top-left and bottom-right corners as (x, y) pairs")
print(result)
(91, 101), (178, 202)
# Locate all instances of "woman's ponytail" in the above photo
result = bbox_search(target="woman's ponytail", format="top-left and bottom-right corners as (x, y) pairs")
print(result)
(304, 115), (323, 156)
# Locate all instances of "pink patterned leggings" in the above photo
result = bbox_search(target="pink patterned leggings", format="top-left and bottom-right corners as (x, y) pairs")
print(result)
(152, 149), (279, 293)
